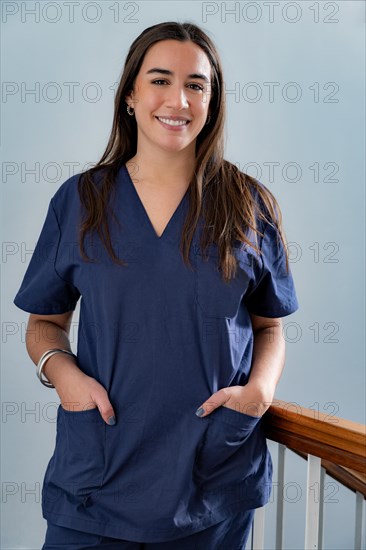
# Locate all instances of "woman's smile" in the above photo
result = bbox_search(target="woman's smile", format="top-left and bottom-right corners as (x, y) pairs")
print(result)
(155, 115), (191, 130)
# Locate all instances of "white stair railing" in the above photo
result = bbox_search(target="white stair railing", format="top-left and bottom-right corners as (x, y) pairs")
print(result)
(246, 400), (366, 550)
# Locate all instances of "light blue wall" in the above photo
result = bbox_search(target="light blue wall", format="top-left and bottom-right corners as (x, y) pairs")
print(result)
(2, 1), (365, 548)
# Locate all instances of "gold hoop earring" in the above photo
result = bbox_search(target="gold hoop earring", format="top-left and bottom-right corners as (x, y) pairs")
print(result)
(127, 105), (135, 116)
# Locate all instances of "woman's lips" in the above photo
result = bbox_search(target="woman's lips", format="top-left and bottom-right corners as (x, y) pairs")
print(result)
(155, 116), (190, 131)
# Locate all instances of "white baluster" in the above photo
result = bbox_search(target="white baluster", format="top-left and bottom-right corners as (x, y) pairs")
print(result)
(251, 506), (265, 550)
(317, 466), (326, 549)
(276, 444), (286, 549)
(354, 490), (365, 550)
(304, 454), (321, 549)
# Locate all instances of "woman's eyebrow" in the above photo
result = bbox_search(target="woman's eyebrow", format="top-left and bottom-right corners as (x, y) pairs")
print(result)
(145, 67), (210, 83)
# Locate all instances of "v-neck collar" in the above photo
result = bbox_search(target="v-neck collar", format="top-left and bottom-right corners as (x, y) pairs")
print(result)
(123, 164), (189, 242)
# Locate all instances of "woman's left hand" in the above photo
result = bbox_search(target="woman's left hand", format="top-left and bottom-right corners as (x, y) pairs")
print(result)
(195, 382), (274, 419)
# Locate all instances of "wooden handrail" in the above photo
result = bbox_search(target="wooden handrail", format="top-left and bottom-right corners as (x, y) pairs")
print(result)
(263, 399), (366, 475)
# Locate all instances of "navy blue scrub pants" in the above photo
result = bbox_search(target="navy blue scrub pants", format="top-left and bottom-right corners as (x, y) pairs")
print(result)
(42, 509), (255, 549)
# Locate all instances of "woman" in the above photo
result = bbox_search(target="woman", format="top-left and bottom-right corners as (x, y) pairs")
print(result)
(14, 21), (299, 549)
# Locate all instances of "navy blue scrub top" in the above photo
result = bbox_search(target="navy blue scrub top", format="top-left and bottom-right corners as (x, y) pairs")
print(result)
(14, 165), (299, 542)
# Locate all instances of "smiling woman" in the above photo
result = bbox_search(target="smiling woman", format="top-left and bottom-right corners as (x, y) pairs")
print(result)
(13, 20), (299, 549)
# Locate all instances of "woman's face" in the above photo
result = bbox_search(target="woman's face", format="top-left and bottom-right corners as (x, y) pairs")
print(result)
(126, 39), (212, 157)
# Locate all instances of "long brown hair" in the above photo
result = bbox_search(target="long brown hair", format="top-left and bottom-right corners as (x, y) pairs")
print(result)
(78, 21), (290, 282)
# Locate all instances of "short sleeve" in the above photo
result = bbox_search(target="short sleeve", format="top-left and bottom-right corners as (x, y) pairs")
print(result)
(13, 199), (81, 315)
(244, 221), (299, 318)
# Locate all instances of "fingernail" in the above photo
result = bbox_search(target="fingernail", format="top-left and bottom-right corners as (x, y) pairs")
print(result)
(195, 407), (205, 417)
(108, 415), (116, 425)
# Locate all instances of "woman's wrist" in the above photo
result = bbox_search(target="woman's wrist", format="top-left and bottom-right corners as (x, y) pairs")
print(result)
(42, 352), (81, 389)
(243, 380), (275, 414)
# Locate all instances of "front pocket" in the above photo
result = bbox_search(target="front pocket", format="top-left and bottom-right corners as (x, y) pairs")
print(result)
(195, 244), (255, 319)
(48, 405), (106, 498)
(193, 405), (264, 488)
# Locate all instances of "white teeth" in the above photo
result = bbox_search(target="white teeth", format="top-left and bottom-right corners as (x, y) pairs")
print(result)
(157, 117), (188, 126)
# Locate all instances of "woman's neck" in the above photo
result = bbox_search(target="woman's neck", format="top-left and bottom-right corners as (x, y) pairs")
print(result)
(126, 150), (195, 190)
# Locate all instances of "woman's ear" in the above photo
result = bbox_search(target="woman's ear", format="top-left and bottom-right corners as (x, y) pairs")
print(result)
(125, 90), (136, 109)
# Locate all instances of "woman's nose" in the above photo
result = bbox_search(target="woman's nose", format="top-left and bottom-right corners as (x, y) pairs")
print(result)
(165, 86), (189, 109)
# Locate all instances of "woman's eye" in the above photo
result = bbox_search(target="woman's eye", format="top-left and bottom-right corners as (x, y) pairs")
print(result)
(188, 84), (204, 91)
(151, 80), (203, 92)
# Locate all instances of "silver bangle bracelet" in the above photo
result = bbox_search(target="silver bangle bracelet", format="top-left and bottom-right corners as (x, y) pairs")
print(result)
(36, 349), (76, 388)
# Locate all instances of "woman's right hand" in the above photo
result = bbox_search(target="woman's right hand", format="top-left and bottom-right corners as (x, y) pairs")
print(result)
(25, 313), (116, 425)
(54, 364), (116, 425)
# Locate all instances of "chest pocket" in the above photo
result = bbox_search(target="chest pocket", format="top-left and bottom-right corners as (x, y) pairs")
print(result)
(194, 242), (256, 319)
